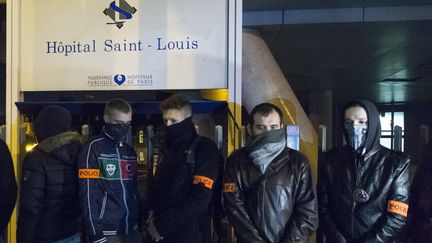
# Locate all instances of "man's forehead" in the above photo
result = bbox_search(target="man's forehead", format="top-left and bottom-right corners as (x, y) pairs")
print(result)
(344, 106), (367, 119)
(253, 111), (281, 123)
(110, 109), (131, 116)
(163, 108), (184, 116)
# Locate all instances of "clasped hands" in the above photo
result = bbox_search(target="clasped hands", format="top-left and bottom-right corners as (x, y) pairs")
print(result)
(143, 211), (163, 242)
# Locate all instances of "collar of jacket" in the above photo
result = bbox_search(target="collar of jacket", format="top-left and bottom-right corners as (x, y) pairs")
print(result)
(262, 147), (291, 173)
(37, 131), (82, 153)
(362, 145), (381, 160)
(102, 129), (126, 147)
(343, 144), (381, 165)
(165, 117), (197, 149)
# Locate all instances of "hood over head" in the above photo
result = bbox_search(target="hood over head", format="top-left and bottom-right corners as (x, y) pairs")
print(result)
(342, 99), (381, 154)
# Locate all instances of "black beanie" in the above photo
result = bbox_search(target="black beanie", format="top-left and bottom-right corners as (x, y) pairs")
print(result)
(34, 105), (72, 142)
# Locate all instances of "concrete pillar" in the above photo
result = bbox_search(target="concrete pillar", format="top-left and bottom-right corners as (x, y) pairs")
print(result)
(242, 29), (318, 185)
(308, 90), (333, 151)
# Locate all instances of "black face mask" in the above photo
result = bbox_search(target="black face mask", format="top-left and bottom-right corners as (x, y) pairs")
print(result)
(104, 123), (130, 143)
(166, 117), (194, 143)
(344, 123), (368, 151)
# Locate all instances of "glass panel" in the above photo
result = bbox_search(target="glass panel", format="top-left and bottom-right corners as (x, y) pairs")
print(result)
(380, 137), (392, 149)
(381, 131), (392, 136)
(380, 112), (392, 131)
(393, 112), (404, 130)
(379, 111), (404, 151)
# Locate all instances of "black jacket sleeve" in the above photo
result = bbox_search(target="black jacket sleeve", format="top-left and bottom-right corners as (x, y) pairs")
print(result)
(359, 157), (411, 243)
(17, 152), (45, 243)
(317, 156), (347, 243)
(77, 141), (106, 243)
(407, 145), (432, 241)
(0, 139), (17, 234)
(282, 160), (318, 243)
(223, 153), (265, 243)
(154, 140), (220, 237)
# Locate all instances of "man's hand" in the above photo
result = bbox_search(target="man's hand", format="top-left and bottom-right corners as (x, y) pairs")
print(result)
(145, 212), (163, 242)
(146, 210), (154, 225)
(147, 219), (163, 242)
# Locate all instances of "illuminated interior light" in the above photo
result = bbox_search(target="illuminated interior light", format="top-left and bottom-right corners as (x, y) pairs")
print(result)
(25, 143), (38, 152)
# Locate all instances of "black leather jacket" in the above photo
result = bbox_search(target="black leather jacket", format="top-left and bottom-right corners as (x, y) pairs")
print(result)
(224, 147), (318, 243)
(318, 99), (411, 243)
(318, 145), (410, 243)
(407, 143), (432, 242)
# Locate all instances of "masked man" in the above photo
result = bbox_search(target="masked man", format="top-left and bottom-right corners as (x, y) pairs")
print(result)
(318, 99), (410, 243)
(223, 103), (318, 243)
(78, 99), (141, 243)
(145, 94), (220, 243)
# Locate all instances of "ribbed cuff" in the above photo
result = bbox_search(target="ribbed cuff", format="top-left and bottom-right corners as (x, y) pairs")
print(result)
(92, 236), (107, 243)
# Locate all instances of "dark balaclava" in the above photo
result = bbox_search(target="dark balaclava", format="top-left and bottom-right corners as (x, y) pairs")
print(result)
(343, 99), (381, 154)
(104, 123), (131, 144)
(165, 116), (194, 145)
(34, 105), (72, 142)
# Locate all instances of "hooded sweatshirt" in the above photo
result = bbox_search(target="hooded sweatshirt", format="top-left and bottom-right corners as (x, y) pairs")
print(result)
(342, 99), (381, 155)
(318, 99), (411, 243)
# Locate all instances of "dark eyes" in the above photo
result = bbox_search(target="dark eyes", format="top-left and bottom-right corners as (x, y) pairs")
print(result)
(164, 119), (178, 124)
(345, 120), (367, 125)
(256, 125), (279, 130)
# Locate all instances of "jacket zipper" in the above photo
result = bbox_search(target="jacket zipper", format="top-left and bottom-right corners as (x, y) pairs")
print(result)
(352, 154), (363, 237)
(116, 147), (130, 234)
(352, 155), (357, 237)
(99, 192), (108, 219)
(262, 174), (267, 233)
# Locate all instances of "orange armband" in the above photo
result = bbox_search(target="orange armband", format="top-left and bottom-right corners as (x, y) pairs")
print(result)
(193, 175), (214, 190)
(79, 169), (100, 179)
(387, 200), (409, 217)
(223, 183), (236, 192)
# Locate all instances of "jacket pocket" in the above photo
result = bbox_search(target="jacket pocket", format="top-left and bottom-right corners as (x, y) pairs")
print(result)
(99, 191), (108, 220)
(265, 185), (294, 241)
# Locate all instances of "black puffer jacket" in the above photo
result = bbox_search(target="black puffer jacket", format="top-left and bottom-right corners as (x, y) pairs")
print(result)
(318, 100), (411, 243)
(0, 139), (17, 234)
(224, 147), (318, 243)
(17, 132), (82, 243)
(149, 117), (220, 243)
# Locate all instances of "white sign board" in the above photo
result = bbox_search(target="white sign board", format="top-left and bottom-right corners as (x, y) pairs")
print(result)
(20, 0), (229, 91)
